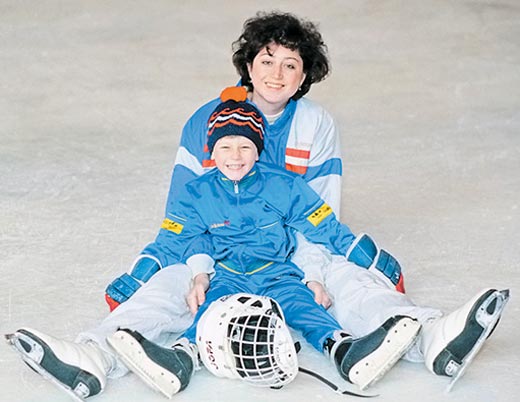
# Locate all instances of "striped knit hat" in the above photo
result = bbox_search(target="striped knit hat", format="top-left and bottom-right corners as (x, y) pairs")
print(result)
(207, 87), (265, 155)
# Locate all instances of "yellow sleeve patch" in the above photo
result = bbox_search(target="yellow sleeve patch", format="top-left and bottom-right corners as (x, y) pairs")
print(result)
(307, 203), (332, 227)
(161, 218), (184, 234)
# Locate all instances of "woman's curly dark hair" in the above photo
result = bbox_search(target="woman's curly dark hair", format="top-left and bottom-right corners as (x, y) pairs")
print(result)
(232, 11), (330, 100)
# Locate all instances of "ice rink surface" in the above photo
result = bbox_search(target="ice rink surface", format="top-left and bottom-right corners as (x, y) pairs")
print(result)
(1, 1), (519, 401)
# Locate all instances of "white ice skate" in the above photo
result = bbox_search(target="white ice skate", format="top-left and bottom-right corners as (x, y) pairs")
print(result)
(107, 329), (196, 399)
(328, 315), (421, 390)
(421, 288), (510, 391)
(5, 328), (115, 401)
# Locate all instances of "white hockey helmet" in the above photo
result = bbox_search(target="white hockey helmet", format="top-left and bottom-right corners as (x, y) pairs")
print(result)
(196, 293), (298, 388)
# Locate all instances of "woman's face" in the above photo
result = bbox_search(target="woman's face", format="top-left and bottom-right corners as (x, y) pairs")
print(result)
(247, 43), (306, 115)
(212, 136), (259, 182)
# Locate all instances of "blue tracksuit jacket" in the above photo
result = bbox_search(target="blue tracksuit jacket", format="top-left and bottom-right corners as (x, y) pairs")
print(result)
(143, 162), (356, 350)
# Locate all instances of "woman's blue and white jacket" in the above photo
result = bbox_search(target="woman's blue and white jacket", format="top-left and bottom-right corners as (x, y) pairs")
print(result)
(169, 96), (342, 214)
(142, 162), (355, 279)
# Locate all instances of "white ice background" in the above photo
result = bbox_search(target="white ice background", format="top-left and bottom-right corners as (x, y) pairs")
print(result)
(1, 1), (519, 401)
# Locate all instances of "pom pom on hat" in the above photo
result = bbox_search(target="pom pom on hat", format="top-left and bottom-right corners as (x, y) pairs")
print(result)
(220, 86), (248, 102)
(207, 88), (265, 155)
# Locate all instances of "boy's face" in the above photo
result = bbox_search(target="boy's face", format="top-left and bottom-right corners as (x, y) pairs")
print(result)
(212, 136), (259, 181)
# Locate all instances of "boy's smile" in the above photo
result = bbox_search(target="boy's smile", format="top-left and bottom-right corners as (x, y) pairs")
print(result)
(211, 136), (259, 181)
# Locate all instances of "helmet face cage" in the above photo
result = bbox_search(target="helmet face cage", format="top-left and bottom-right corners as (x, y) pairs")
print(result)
(197, 294), (298, 387)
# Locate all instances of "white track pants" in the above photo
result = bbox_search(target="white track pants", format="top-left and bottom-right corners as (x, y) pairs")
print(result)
(78, 258), (442, 377)
(77, 264), (193, 377)
(324, 256), (443, 362)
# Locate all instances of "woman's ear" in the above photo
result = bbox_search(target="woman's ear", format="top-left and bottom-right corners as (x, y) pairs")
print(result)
(300, 73), (307, 88)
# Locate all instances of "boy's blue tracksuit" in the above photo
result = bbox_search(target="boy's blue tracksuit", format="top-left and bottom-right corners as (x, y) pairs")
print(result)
(143, 162), (356, 351)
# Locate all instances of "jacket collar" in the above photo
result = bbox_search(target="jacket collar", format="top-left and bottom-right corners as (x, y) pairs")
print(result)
(217, 165), (259, 194)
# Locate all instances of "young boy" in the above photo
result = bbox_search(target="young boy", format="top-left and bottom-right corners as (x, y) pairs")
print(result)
(105, 90), (421, 396)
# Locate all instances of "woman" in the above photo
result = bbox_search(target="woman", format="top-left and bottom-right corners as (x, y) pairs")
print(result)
(107, 11), (345, 314)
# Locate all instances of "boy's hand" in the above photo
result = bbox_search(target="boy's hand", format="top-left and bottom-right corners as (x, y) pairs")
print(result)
(186, 273), (210, 315)
(306, 281), (332, 309)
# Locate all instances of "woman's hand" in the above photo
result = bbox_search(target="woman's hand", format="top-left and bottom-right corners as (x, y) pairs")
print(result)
(186, 273), (210, 315)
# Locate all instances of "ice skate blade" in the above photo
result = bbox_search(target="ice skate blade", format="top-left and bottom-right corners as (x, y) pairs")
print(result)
(107, 331), (181, 399)
(445, 289), (510, 392)
(350, 317), (421, 390)
(5, 332), (88, 402)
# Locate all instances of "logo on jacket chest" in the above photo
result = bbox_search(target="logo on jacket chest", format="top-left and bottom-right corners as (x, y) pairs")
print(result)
(210, 220), (231, 229)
